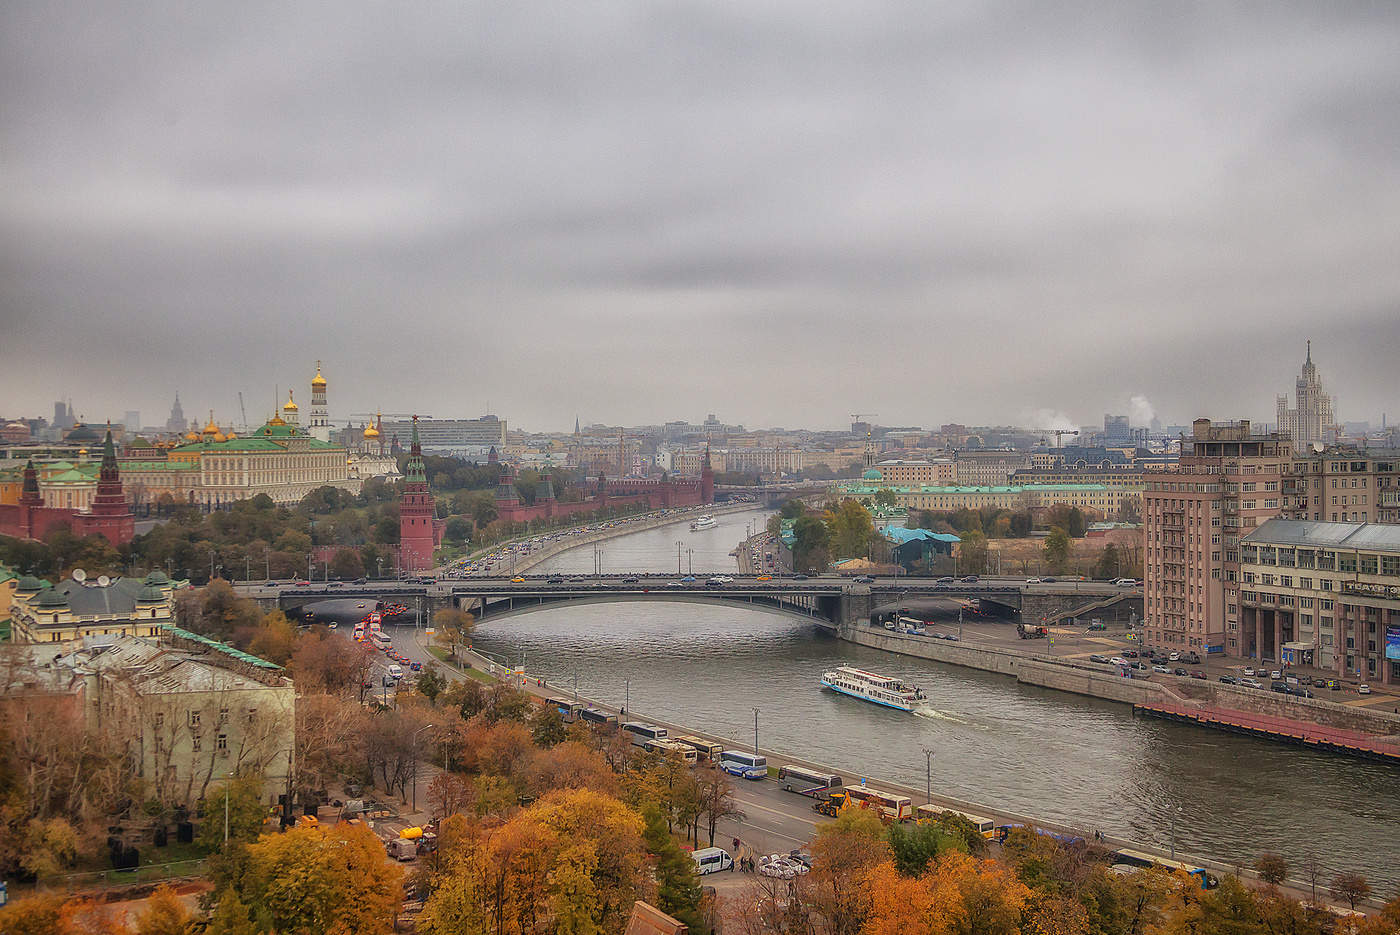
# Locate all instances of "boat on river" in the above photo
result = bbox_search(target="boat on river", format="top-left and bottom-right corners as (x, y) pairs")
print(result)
(690, 514), (718, 531)
(821, 665), (924, 711)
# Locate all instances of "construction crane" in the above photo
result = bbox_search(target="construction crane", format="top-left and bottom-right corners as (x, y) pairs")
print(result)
(1035, 429), (1079, 448)
(237, 392), (248, 433)
(346, 412), (428, 421)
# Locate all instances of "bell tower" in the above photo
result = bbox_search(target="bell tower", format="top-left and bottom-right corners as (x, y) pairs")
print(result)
(309, 362), (330, 442)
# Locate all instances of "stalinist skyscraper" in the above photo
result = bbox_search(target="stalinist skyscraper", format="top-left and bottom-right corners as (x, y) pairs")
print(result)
(1276, 341), (1335, 449)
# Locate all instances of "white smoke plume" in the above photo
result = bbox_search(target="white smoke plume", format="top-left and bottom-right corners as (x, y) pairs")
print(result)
(1024, 408), (1077, 432)
(1129, 395), (1156, 427)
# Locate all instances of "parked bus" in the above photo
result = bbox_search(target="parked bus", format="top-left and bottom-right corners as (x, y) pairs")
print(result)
(372, 631), (392, 651)
(914, 805), (996, 838)
(672, 735), (725, 763)
(719, 750), (768, 779)
(845, 787), (913, 822)
(644, 739), (699, 764)
(778, 765), (843, 796)
(621, 722), (669, 746)
(544, 698), (584, 722)
(1111, 848), (1219, 889)
(578, 707), (618, 728)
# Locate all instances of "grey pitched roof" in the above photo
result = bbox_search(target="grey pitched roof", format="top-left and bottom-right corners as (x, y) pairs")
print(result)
(1245, 519), (1400, 552)
(55, 576), (147, 615)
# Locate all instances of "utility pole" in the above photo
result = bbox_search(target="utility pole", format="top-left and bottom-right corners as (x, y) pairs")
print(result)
(921, 747), (934, 805)
(753, 707), (760, 756)
(676, 541), (684, 574)
(624, 678), (630, 717)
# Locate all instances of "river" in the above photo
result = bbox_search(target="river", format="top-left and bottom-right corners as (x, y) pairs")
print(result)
(471, 508), (1400, 889)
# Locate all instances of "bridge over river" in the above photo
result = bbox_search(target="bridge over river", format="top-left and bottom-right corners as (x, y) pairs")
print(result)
(239, 574), (1141, 630)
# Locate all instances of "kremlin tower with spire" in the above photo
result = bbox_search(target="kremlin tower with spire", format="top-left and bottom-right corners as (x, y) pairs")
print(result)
(398, 416), (444, 575)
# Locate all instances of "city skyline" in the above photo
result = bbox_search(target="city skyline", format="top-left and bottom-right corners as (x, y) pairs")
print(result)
(3, 3), (1399, 430)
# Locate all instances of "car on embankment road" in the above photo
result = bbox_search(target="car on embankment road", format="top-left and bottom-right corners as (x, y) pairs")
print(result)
(1090, 654), (1111, 664)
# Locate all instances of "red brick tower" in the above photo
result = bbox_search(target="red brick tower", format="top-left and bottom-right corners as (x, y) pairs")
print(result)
(80, 427), (135, 546)
(398, 416), (438, 575)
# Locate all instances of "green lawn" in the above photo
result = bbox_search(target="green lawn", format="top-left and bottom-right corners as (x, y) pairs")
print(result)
(427, 646), (497, 683)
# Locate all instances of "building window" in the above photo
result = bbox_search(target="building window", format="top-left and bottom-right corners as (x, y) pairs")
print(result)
(192, 735), (202, 752)
(189, 711), (200, 728)
(1359, 555), (1378, 575)
(1339, 555), (1357, 573)
(217, 734), (228, 753)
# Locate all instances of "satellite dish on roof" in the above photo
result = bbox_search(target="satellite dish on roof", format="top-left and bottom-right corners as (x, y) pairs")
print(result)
(72, 568), (87, 583)
(98, 575), (111, 587)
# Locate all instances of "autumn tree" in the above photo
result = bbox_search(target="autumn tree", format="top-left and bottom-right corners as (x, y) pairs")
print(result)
(432, 607), (476, 660)
(825, 499), (878, 561)
(133, 883), (194, 935)
(802, 807), (890, 935)
(1254, 852), (1289, 887)
(240, 822), (401, 934)
(694, 767), (744, 847)
(958, 531), (990, 576)
(197, 775), (269, 851)
(1329, 872), (1372, 911)
(888, 819), (965, 876)
(530, 702), (567, 747)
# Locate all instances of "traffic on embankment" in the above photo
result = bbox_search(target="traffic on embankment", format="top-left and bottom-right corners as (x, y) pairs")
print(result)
(402, 631), (1384, 914)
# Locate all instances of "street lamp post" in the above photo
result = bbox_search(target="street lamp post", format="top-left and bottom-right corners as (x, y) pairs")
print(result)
(752, 707), (760, 756)
(920, 747), (934, 805)
(624, 678), (630, 717)
(676, 541), (684, 574)
(411, 724), (435, 814)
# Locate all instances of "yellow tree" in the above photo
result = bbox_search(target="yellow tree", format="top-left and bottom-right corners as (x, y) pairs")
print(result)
(134, 883), (194, 935)
(242, 822), (401, 934)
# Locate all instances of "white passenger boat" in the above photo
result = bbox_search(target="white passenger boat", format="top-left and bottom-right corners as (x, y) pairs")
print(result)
(820, 665), (924, 711)
(690, 514), (718, 531)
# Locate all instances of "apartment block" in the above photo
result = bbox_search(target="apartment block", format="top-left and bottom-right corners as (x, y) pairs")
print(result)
(1281, 449), (1400, 524)
(1143, 420), (1292, 656)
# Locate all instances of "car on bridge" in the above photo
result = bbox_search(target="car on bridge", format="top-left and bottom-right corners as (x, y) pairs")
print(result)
(852, 575), (874, 583)
(511, 576), (526, 583)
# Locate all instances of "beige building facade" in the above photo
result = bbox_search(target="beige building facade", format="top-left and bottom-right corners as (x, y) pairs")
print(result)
(1239, 519), (1400, 685)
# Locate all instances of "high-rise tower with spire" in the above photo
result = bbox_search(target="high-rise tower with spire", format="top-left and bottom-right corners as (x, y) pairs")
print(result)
(1277, 340), (1336, 449)
(398, 416), (443, 575)
(309, 362), (330, 442)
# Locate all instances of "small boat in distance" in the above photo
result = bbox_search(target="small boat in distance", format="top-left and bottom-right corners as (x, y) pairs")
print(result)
(690, 514), (718, 531)
(821, 665), (925, 711)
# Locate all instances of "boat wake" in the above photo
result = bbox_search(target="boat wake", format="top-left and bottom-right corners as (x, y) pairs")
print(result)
(913, 704), (968, 724)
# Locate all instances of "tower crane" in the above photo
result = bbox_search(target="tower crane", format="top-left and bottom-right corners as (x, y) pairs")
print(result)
(237, 392), (248, 433)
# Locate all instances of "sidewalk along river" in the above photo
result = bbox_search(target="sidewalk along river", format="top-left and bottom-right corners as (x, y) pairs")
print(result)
(470, 600), (1400, 892)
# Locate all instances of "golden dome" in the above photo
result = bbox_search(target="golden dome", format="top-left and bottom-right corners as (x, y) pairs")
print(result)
(184, 431), (199, 441)
(311, 361), (327, 387)
(202, 411), (219, 435)
(363, 423), (380, 439)
(283, 390), (298, 411)
(78, 447), (89, 457)
(212, 431), (227, 442)
(268, 414), (286, 426)
(226, 431), (237, 440)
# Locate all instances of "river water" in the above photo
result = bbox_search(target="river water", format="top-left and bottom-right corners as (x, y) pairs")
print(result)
(471, 508), (1400, 889)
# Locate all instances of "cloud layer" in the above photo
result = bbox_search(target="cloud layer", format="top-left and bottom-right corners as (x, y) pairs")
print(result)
(3, 1), (1397, 432)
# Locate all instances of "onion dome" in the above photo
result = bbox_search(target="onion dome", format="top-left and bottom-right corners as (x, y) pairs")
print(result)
(137, 585), (166, 602)
(144, 571), (170, 586)
(311, 362), (327, 387)
(267, 414), (286, 426)
(16, 575), (46, 592)
(226, 430), (237, 440)
(35, 589), (69, 608)
(184, 431), (200, 441)
(363, 422), (380, 439)
(212, 431), (227, 442)
(202, 412), (219, 436)
(283, 390), (298, 411)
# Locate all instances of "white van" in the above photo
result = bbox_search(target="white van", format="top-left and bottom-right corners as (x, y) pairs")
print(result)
(691, 847), (733, 875)
(388, 664), (404, 680)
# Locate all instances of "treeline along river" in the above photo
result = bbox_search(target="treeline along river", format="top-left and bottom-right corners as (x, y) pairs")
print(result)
(470, 508), (1400, 890)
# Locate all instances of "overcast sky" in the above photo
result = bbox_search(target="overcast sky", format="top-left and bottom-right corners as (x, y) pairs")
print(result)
(3, 1), (1397, 434)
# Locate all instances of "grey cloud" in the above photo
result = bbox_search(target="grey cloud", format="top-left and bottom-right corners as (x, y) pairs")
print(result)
(2, 1), (1398, 432)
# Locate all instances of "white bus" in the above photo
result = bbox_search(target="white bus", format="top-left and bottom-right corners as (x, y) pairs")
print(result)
(719, 750), (767, 780)
(672, 735), (725, 763)
(644, 739), (699, 764)
(621, 722), (668, 746)
(372, 631), (392, 651)
(778, 765), (843, 796)
(915, 805), (996, 838)
(846, 787), (912, 822)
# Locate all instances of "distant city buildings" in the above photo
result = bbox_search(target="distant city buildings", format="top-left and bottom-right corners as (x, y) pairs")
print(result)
(380, 416), (506, 457)
(1276, 341), (1336, 449)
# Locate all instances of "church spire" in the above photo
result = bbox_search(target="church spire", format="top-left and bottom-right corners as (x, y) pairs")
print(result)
(1306, 339), (1312, 366)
